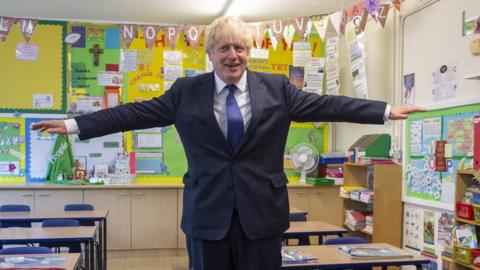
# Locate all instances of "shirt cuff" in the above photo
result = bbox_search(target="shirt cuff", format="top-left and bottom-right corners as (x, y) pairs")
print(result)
(383, 104), (391, 122)
(64, 119), (80, 134)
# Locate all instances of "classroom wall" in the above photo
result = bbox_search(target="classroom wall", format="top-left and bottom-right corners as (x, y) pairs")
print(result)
(334, 8), (396, 153)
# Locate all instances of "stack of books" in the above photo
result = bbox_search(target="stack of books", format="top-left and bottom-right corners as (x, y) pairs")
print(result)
(340, 186), (367, 199)
(337, 245), (413, 259)
(345, 210), (366, 231)
(360, 190), (374, 203)
(364, 215), (373, 233)
(281, 248), (317, 264)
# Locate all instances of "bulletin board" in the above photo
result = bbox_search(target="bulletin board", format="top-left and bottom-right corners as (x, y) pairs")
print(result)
(0, 21), (66, 113)
(0, 117), (26, 183)
(405, 103), (479, 210)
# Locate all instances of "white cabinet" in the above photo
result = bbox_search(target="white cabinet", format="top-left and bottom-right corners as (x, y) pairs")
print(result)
(131, 189), (177, 249)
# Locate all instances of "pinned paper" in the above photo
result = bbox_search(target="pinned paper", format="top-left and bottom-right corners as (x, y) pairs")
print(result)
(163, 50), (183, 65)
(162, 26), (183, 49)
(185, 25), (204, 48)
(70, 26), (86, 48)
(119, 24), (138, 49)
(120, 49), (137, 72)
(98, 71), (123, 87)
(0, 17), (16, 42)
(250, 48), (269, 59)
(141, 25), (160, 49)
(32, 94), (53, 108)
(17, 19), (37, 43)
(106, 27), (120, 49)
(16, 44), (38, 61)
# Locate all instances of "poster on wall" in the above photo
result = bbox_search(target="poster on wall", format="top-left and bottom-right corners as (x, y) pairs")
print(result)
(405, 104), (480, 210)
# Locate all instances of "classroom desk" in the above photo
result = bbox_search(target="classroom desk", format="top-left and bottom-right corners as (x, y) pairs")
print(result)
(0, 210), (107, 270)
(0, 253), (80, 269)
(284, 221), (348, 244)
(281, 243), (430, 269)
(0, 227), (97, 270)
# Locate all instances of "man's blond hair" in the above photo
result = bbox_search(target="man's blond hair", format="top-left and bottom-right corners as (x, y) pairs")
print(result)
(205, 16), (252, 53)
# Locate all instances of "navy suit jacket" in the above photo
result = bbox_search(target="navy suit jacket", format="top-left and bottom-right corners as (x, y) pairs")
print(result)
(75, 70), (387, 241)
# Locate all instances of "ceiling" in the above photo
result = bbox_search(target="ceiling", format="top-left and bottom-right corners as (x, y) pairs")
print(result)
(0, 0), (361, 25)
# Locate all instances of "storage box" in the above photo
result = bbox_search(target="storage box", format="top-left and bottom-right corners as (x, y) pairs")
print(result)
(457, 202), (475, 220)
(455, 246), (472, 264)
(472, 248), (480, 266)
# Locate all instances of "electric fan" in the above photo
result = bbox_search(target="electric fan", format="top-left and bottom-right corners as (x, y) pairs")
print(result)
(290, 143), (319, 183)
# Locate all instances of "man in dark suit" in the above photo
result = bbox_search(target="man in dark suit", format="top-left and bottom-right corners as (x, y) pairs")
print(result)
(33, 16), (425, 270)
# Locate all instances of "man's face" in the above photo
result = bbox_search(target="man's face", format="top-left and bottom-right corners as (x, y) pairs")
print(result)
(208, 35), (249, 84)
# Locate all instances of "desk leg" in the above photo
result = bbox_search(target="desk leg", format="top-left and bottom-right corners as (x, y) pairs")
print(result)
(416, 264), (423, 270)
(103, 218), (107, 270)
(90, 240), (95, 270)
(84, 240), (90, 270)
(97, 222), (103, 270)
(319, 235), (323, 245)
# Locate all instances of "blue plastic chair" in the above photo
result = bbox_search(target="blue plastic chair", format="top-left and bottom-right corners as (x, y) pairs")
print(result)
(0, 204), (31, 228)
(284, 213), (310, 245)
(0, 246), (53, 255)
(64, 204), (95, 226)
(41, 219), (81, 253)
(323, 236), (368, 245)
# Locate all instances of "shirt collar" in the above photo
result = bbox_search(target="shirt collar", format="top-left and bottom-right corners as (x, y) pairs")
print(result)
(214, 70), (247, 94)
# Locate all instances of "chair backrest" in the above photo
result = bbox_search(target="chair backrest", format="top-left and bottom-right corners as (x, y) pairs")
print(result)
(42, 218), (80, 227)
(64, 204), (94, 211)
(324, 236), (368, 245)
(289, 213), (307, 222)
(0, 246), (53, 255)
(0, 204), (30, 212)
(0, 204), (32, 228)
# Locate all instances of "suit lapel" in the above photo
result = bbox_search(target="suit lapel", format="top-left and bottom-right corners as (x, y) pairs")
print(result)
(240, 70), (266, 148)
(196, 72), (232, 153)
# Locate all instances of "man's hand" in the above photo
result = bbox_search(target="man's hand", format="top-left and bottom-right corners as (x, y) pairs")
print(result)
(31, 120), (68, 134)
(389, 105), (427, 120)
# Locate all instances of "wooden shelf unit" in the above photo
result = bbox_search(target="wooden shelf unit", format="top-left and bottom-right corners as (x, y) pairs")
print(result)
(342, 162), (403, 247)
(454, 170), (480, 270)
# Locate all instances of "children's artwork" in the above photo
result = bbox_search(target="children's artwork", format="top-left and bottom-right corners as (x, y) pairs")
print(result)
(0, 118), (26, 182)
(422, 117), (442, 155)
(424, 210), (436, 245)
(442, 113), (475, 156)
(25, 118), (58, 182)
(71, 132), (123, 177)
(288, 65), (305, 89)
(432, 62), (459, 101)
(437, 212), (454, 249)
(405, 104), (480, 210)
(404, 204), (421, 250)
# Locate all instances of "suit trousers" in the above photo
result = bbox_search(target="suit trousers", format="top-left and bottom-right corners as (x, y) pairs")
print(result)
(188, 209), (283, 270)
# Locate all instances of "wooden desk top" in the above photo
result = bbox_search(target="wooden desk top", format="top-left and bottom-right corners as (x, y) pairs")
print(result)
(0, 210), (108, 221)
(0, 253), (80, 269)
(0, 227), (97, 242)
(289, 207), (307, 214)
(282, 243), (429, 268)
(285, 221), (348, 235)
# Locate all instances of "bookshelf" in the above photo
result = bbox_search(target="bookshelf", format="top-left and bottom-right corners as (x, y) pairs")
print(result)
(341, 162), (403, 247)
(454, 170), (480, 270)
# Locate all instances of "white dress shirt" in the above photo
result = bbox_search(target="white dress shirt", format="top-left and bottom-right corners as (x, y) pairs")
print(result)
(213, 72), (251, 139)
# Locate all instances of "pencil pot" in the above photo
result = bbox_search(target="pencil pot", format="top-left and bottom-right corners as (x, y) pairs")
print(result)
(454, 246), (472, 265)
(471, 248), (480, 266)
(457, 202), (474, 220)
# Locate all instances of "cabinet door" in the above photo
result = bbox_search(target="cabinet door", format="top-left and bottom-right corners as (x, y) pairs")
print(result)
(84, 189), (131, 250)
(34, 190), (83, 212)
(0, 190), (34, 209)
(131, 189), (178, 249)
(308, 186), (343, 226)
(287, 188), (309, 212)
(178, 189), (186, 248)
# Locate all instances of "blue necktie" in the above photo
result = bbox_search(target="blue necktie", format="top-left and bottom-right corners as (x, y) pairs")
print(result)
(226, 84), (244, 152)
